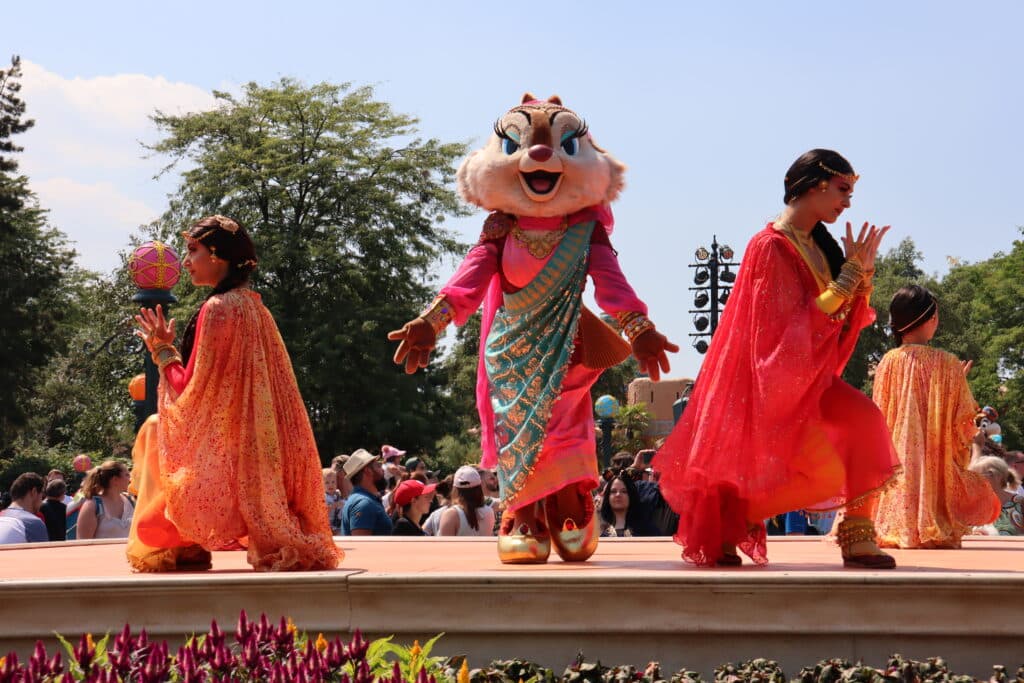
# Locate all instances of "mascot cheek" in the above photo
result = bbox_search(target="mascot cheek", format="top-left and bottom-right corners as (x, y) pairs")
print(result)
(602, 153), (626, 203)
(457, 150), (484, 207)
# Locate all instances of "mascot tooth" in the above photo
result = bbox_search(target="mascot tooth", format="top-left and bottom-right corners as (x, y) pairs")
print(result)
(389, 94), (677, 563)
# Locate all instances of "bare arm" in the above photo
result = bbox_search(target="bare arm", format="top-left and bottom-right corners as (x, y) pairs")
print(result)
(437, 507), (460, 536)
(76, 500), (98, 540)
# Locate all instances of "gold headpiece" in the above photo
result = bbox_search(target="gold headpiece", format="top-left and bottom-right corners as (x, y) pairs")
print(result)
(236, 258), (258, 269)
(817, 161), (860, 183)
(211, 215), (240, 233)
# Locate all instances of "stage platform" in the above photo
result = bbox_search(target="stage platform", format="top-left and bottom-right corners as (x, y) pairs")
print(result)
(2, 536), (1023, 678)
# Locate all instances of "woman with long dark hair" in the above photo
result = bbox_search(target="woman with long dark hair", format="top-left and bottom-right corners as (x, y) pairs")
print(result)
(872, 285), (999, 547)
(128, 215), (340, 572)
(598, 471), (657, 537)
(655, 149), (899, 567)
(438, 466), (495, 536)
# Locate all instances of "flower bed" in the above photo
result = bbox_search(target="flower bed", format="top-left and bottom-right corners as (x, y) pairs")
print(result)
(0, 612), (1020, 682)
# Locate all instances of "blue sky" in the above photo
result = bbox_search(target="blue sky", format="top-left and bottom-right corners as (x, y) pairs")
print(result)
(9, 1), (1023, 379)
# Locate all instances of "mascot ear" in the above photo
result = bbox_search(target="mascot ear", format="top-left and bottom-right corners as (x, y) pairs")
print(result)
(547, 95), (563, 106)
(521, 92), (537, 104)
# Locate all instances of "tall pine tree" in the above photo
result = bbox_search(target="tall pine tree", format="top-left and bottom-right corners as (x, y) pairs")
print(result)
(0, 55), (78, 449)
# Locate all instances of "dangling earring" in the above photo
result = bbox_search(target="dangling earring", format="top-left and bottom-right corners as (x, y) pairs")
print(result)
(818, 180), (829, 193)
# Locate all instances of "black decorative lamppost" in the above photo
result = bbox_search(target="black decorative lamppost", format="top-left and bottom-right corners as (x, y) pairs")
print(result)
(127, 241), (181, 429)
(688, 236), (738, 355)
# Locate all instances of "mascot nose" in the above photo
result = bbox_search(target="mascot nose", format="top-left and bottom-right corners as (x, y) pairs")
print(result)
(528, 145), (553, 162)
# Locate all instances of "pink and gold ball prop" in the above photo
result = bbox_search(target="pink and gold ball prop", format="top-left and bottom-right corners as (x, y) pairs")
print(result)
(129, 241), (181, 290)
(73, 454), (93, 473)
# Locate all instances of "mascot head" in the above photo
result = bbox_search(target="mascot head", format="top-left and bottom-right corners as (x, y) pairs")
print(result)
(976, 406), (1003, 444)
(457, 93), (626, 217)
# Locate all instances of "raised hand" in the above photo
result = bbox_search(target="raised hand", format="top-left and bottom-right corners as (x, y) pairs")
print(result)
(387, 318), (437, 374)
(134, 305), (175, 353)
(841, 221), (891, 271)
(961, 359), (973, 376)
(631, 330), (680, 382)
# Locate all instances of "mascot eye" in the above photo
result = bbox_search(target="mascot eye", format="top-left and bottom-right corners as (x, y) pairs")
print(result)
(503, 138), (519, 155)
(561, 137), (578, 156)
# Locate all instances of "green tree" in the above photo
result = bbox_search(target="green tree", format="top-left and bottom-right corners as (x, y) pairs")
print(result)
(592, 356), (641, 404)
(611, 402), (653, 454)
(936, 231), (1024, 447)
(147, 78), (470, 458)
(24, 265), (141, 453)
(0, 55), (79, 449)
(843, 237), (935, 392)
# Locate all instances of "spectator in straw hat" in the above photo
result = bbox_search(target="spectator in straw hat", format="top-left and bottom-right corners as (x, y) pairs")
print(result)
(341, 449), (392, 536)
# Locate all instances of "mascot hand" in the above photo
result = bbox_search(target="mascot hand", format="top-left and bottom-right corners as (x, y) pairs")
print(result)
(631, 329), (680, 382)
(387, 318), (437, 374)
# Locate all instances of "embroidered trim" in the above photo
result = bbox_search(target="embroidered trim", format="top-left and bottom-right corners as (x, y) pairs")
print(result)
(479, 212), (516, 243)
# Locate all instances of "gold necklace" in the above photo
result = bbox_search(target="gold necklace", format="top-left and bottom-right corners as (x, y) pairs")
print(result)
(511, 220), (569, 259)
(775, 220), (830, 289)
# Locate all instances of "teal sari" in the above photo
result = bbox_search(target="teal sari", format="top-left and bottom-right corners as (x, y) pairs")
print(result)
(484, 222), (594, 507)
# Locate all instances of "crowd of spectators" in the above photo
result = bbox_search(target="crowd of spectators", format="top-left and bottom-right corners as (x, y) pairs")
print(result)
(5, 428), (1020, 548)
(0, 458), (140, 545)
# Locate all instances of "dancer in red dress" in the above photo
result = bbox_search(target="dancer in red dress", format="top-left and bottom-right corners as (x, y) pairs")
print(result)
(654, 149), (900, 568)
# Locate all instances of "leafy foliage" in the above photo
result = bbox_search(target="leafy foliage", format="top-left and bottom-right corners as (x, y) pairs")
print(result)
(3, 612), (1024, 682)
(611, 402), (654, 454)
(146, 78), (471, 459)
(0, 55), (80, 449)
(841, 232), (1024, 449)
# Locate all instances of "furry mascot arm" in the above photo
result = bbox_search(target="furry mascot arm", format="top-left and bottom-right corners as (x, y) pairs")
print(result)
(631, 328), (679, 382)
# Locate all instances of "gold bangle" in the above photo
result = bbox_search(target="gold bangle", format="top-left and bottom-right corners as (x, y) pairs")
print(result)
(816, 259), (864, 315)
(421, 295), (454, 336)
(616, 311), (656, 343)
(152, 344), (181, 369)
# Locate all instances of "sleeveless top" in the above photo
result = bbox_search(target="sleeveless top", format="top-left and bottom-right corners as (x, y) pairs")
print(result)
(94, 494), (135, 539)
(453, 505), (495, 537)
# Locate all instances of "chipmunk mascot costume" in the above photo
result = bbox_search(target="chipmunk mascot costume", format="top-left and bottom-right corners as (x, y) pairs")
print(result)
(389, 94), (677, 563)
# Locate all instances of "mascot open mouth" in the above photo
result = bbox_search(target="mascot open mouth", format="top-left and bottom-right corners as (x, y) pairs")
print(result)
(520, 171), (562, 196)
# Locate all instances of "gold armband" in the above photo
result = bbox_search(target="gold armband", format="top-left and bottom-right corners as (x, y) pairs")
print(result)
(616, 311), (656, 343)
(815, 259), (865, 317)
(420, 295), (454, 336)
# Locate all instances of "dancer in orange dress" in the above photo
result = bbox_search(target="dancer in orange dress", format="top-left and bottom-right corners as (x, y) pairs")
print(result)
(655, 149), (900, 568)
(127, 215), (341, 572)
(872, 285), (999, 548)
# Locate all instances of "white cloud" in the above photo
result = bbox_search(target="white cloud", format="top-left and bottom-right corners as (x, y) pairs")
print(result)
(31, 177), (161, 275)
(20, 60), (217, 130)
(13, 61), (220, 272)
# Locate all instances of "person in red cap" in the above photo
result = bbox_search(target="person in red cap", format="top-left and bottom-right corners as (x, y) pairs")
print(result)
(391, 480), (437, 536)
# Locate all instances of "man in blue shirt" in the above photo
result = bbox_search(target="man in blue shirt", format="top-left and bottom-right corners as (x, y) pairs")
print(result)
(341, 449), (393, 536)
(0, 473), (49, 545)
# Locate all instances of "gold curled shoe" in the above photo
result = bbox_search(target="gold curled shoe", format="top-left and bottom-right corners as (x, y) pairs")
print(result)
(497, 521), (551, 564)
(175, 544), (213, 571)
(545, 492), (599, 562)
(836, 517), (896, 569)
